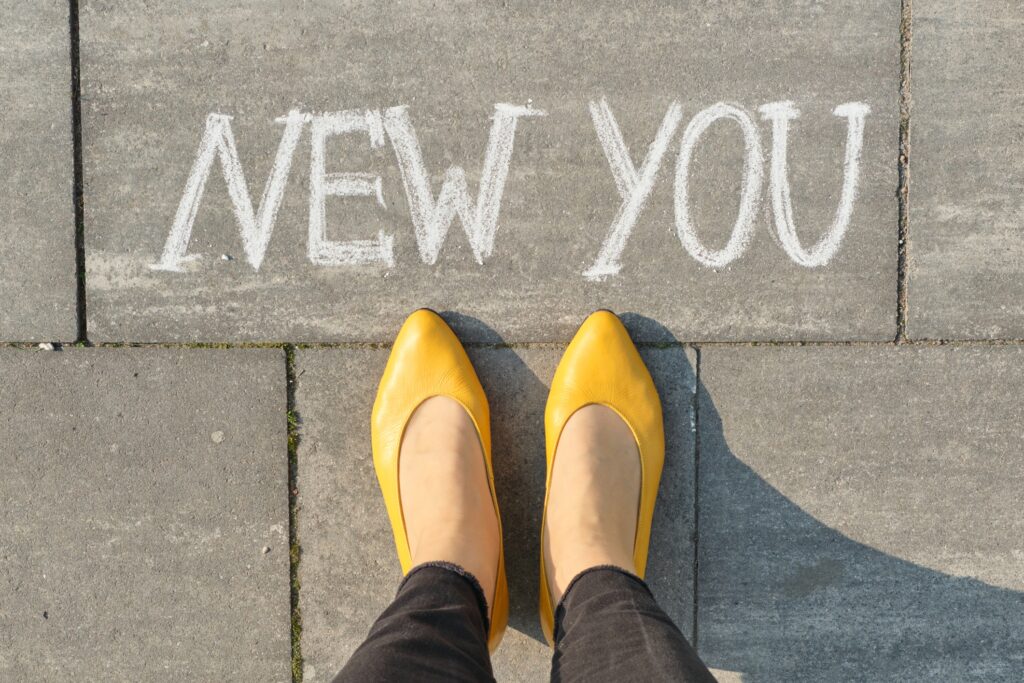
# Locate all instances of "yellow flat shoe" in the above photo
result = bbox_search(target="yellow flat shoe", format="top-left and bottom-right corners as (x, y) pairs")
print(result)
(371, 308), (508, 652)
(538, 310), (665, 645)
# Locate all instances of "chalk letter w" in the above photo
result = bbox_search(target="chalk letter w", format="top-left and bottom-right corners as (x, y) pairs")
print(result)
(383, 104), (546, 265)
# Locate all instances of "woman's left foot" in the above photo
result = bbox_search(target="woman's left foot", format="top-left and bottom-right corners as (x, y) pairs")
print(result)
(543, 403), (640, 602)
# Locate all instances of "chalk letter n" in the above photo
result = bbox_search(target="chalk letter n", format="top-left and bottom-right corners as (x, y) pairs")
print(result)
(151, 111), (306, 272)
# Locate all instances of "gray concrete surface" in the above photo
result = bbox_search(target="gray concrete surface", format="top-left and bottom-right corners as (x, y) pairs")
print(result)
(3, 2), (1024, 681)
(696, 346), (1024, 681)
(0, 348), (290, 681)
(909, 2), (1024, 339)
(83, 0), (898, 343)
(0, 1), (76, 341)
(295, 345), (696, 681)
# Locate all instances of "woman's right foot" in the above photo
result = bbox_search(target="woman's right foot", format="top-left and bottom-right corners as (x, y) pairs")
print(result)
(399, 395), (500, 609)
(371, 309), (510, 651)
(543, 404), (641, 602)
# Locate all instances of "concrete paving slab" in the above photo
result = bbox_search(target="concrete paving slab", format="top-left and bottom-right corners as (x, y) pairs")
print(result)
(697, 346), (1024, 681)
(0, 1), (76, 341)
(295, 344), (696, 681)
(84, 1), (898, 343)
(909, 3), (1024, 339)
(0, 348), (290, 681)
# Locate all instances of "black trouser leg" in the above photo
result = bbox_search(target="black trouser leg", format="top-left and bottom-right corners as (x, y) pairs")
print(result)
(333, 561), (494, 683)
(551, 566), (717, 683)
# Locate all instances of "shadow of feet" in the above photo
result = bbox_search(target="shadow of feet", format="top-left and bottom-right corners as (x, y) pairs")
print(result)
(444, 310), (1024, 681)
(696, 380), (1024, 681)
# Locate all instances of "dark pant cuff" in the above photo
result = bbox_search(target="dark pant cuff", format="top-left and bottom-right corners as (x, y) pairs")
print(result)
(553, 564), (653, 643)
(400, 560), (491, 636)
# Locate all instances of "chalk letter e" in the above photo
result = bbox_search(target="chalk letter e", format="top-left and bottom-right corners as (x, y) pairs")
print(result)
(308, 110), (394, 267)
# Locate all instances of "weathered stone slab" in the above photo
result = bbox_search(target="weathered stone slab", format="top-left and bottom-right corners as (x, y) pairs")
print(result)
(0, 348), (290, 681)
(909, 3), (1024, 339)
(697, 346), (1024, 681)
(84, 1), (899, 342)
(296, 345), (695, 681)
(0, 1), (76, 341)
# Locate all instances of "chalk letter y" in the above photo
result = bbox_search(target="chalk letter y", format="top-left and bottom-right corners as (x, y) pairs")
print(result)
(584, 98), (683, 280)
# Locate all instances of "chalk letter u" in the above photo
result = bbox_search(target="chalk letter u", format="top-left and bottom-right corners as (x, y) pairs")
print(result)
(759, 101), (871, 267)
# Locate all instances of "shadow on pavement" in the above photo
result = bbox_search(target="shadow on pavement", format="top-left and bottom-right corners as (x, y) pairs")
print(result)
(441, 310), (551, 644)
(696, 386), (1024, 681)
(441, 310), (1024, 680)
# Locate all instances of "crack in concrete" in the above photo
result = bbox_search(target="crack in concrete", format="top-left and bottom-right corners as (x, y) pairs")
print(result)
(69, 0), (87, 344)
(285, 346), (304, 683)
(897, 0), (913, 343)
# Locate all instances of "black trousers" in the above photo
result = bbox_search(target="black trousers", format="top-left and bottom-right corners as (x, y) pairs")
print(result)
(334, 562), (716, 682)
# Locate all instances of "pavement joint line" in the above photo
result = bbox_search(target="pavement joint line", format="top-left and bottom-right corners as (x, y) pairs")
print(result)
(5, 339), (1024, 350)
(896, 0), (913, 344)
(285, 345), (304, 683)
(691, 347), (702, 652)
(69, 0), (88, 345)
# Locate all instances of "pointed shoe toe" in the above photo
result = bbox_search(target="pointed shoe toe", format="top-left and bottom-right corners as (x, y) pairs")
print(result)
(538, 310), (665, 645)
(371, 309), (508, 652)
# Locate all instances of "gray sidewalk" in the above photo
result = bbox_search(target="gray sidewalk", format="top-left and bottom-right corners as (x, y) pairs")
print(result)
(2, 1), (1023, 681)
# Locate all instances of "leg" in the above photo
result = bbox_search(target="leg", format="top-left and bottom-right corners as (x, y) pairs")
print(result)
(334, 562), (494, 683)
(544, 405), (715, 682)
(551, 566), (715, 683)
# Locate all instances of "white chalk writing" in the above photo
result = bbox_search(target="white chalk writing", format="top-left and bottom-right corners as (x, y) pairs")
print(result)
(154, 99), (871, 276)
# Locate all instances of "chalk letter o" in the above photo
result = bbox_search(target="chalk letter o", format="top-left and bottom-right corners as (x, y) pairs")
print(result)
(674, 103), (764, 269)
